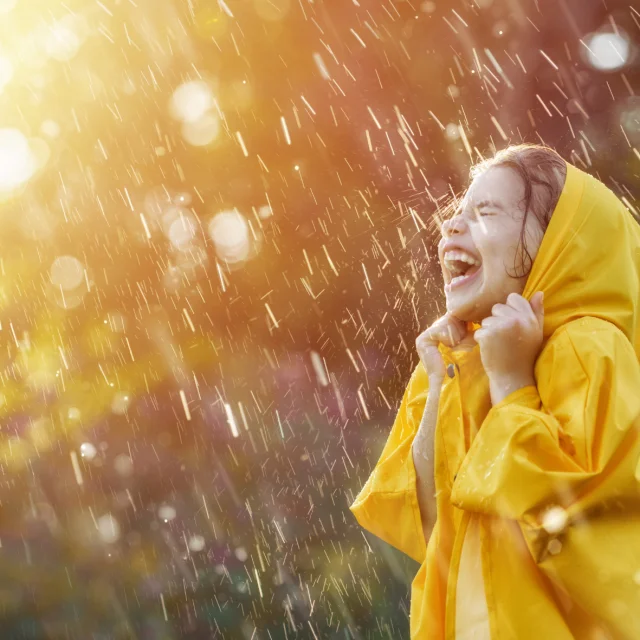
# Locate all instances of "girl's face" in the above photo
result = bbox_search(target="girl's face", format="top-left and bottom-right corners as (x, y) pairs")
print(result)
(437, 166), (545, 323)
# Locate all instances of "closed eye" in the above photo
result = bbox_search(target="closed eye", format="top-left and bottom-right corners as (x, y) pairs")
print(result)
(470, 207), (497, 219)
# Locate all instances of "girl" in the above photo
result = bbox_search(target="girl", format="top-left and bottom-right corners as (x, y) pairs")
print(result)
(350, 144), (640, 639)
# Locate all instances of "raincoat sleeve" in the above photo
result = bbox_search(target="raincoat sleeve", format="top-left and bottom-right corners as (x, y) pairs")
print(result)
(450, 316), (640, 531)
(450, 318), (640, 636)
(350, 362), (429, 565)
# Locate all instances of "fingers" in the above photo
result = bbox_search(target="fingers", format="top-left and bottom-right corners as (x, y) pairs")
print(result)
(529, 291), (545, 324)
(443, 323), (462, 346)
(474, 317), (509, 342)
(507, 292), (531, 312)
(479, 316), (511, 332)
(420, 317), (461, 347)
(419, 313), (469, 353)
(492, 294), (525, 316)
(489, 304), (519, 318)
(448, 314), (468, 334)
(491, 293), (539, 323)
(475, 293), (545, 348)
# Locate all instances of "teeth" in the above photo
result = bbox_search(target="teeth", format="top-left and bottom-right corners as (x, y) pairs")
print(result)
(444, 250), (481, 280)
(443, 250), (481, 268)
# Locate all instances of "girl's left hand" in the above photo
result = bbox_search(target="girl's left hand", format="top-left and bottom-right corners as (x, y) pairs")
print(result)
(474, 292), (545, 402)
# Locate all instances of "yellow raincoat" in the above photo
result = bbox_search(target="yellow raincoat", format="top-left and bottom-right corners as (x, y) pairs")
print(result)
(350, 161), (640, 639)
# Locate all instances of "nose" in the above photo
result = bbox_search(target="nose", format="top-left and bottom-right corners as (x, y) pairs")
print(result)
(441, 214), (466, 237)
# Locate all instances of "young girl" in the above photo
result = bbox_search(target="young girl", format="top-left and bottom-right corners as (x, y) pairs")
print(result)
(350, 144), (640, 639)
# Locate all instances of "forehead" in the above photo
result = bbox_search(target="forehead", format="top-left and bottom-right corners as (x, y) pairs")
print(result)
(462, 165), (525, 211)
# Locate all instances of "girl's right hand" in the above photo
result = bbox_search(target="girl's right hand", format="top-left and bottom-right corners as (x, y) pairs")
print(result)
(416, 314), (468, 381)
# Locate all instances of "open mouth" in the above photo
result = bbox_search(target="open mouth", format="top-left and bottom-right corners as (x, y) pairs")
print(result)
(443, 251), (482, 292)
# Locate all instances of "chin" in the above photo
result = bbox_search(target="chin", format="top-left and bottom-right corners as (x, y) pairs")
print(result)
(445, 295), (487, 323)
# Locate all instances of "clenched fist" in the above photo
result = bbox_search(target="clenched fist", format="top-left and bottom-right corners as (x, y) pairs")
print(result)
(474, 291), (545, 405)
(416, 313), (469, 381)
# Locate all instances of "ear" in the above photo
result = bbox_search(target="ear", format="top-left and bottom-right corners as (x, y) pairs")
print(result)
(530, 291), (545, 326)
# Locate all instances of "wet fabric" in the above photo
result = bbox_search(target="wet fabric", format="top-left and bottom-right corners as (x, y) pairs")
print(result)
(350, 161), (640, 639)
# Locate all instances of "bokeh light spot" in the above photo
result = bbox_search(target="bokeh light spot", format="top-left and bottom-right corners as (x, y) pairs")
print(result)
(44, 16), (84, 62)
(188, 535), (205, 552)
(97, 514), (121, 544)
(168, 214), (198, 250)
(80, 442), (97, 460)
(114, 454), (133, 477)
(584, 31), (631, 71)
(0, 0), (17, 14)
(50, 256), (85, 291)
(208, 210), (252, 264)
(181, 112), (220, 147)
(0, 129), (36, 193)
(170, 80), (214, 123)
(158, 505), (176, 522)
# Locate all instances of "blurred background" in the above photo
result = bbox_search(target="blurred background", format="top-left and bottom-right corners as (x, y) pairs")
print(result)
(0, 0), (637, 637)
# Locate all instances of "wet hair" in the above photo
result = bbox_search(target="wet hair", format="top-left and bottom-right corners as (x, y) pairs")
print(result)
(469, 143), (567, 279)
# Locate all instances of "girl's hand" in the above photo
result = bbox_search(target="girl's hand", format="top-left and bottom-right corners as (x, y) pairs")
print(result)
(416, 313), (468, 381)
(474, 291), (545, 404)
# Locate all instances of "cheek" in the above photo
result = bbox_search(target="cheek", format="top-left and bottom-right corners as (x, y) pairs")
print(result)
(484, 225), (522, 261)
(478, 236), (506, 268)
(480, 240), (519, 283)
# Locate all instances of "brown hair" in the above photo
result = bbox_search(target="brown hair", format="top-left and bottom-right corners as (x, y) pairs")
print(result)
(469, 144), (567, 279)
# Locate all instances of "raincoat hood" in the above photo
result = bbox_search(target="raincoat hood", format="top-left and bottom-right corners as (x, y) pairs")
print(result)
(520, 162), (640, 354)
